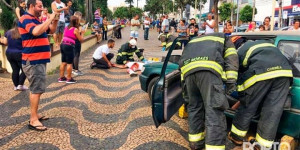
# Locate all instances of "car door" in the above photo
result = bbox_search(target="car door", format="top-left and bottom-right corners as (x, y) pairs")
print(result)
(152, 38), (185, 128)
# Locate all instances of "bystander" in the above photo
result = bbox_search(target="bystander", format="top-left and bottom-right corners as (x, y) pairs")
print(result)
(91, 39), (116, 69)
(288, 20), (300, 31)
(130, 14), (141, 41)
(144, 16), (150, 40)
(0, 19), (27, 91)
(18, 0), (58, 131)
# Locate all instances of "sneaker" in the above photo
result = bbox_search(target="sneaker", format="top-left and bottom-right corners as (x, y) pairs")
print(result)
(14, 86), (18, 91)
(66, 78), (77, 84)
(17, 85), (28, 91)
(58, 77), (67, 83)
(90, 62), (96, 69)
(73, 70), (84, 76)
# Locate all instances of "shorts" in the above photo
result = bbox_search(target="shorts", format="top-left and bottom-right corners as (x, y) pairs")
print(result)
(130, 30), (139, 38)
(61, 43), (75, 64)
(56, 21), (65, 34)
(22, 60), (47, 94)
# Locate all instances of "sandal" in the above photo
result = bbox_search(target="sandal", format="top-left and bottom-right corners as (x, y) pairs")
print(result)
(28, 124), (47, 131)
(39, 116), (49, 121)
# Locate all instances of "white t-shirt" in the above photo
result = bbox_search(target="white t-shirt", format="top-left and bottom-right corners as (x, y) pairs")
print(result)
(144, 20), (150, 28)
(53, 1), (66, 22)
(93, 44), (110, 60)
(131, 19), (140, 31)
(205, 19), (215, 34)
(289, 27), (300, 31)
(162, 18), (169, 32)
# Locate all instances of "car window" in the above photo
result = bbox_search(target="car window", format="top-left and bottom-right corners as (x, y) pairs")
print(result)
(278, 40), (300, 77)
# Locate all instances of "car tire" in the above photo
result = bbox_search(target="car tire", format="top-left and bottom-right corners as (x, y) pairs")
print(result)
(147, 76), (159, 101)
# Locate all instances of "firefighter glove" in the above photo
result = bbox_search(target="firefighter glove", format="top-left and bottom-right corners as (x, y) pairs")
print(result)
(226, 83), (236, 95)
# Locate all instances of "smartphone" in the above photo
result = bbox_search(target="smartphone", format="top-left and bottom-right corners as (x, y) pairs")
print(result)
(82, 22), (89, 30)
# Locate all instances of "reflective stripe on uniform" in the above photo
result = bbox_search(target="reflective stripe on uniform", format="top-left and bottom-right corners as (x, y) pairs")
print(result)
(121, 52), (134, 55)
(206, 145), (225, 150)
(226, 71), (238, 80)
(135, 49), (140, 53)
(242, 43), (275, 67)
(188, 132), (205, 142)
(166, 41), (181, 48)
(129, 56), (134, 59)
(139, 56), (144, 60)
(237, 70), (293, 91)
(123, 61), (127, 64)
(256, 133), (273, 148)
(189, 36), (224, 44)
(181, 60), (224, 79)
(224, 48), (237, 58)
(117, 53), (122, 56)
(162, 42), (167, 46)
(231, 124), (247, 137)
(166, 42), (172, 48)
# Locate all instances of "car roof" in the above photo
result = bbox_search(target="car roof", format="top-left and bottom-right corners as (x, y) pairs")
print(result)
(232, 31), (300, 36)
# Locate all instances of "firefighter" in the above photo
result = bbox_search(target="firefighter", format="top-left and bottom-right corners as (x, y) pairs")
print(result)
(228, 39), (293, 149)
(159, 32), (181, 51)
(116, 39), (145, 65)
(179, 33), (239, 150)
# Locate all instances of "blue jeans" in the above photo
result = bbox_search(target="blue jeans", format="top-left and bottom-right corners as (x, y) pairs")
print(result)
(144, 28), (149, 40)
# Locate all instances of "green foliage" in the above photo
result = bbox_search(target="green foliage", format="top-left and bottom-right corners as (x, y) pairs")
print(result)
(239, 5), (257, 23)
(144, 0), (174, 16)
(113, 7), (143, 19)
(114, 7), (130, 19)
(219, 2), (233, 21)
(0, 2), (14, 32)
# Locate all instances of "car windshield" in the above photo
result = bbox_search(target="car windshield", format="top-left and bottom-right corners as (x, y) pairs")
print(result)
(278, 40), (300, 77)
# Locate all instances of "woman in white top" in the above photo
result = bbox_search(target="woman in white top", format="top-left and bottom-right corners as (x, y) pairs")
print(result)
(246, 21), (259, 32)
(203, 13), (215, 34)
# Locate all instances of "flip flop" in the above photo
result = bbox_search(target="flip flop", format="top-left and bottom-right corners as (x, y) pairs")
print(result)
(38, 116), (49, 121)
(28, 124), (47, 131)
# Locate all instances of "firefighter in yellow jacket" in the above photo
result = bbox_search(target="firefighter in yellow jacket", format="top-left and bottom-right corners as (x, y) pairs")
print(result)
(228, 39), (293, 149)
(178, 33), (239, 150)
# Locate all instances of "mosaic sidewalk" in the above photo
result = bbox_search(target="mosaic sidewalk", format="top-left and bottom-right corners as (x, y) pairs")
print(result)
(0, 27), (190, 150)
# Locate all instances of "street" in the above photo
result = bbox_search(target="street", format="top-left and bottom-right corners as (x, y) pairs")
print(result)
(0, 27), (190, 149)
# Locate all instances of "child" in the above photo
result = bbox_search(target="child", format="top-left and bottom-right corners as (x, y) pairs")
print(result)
(259, 25), (265, 31)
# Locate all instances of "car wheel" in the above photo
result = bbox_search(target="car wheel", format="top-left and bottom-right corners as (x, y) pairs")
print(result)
(147, 76), (159, 101)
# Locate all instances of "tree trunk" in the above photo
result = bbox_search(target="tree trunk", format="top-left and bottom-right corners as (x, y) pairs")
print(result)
(252, 0), (255, 21)
(213, 0), (219, 32)
(85, 0), (89, 21)
(0, 0), (13, 9)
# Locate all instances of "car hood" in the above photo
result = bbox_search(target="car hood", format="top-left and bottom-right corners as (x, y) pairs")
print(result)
(144, 62), (179, 69)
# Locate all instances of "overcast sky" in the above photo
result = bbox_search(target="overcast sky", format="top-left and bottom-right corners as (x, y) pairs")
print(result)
(108, 0), (146, 8)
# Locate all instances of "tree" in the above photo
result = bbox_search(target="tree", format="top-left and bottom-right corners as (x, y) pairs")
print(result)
(113, 7), (143, 19)
(173, 0), (207, 19)
(125, 0), (134, 7)
(239, 5), (257, 23)
(0, 1), (14, 32)
(144, 0), (173, 17)
(219, 2), (233, 22)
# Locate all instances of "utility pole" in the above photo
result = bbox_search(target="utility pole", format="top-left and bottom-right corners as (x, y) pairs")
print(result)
(271, 0), (276, 31)
(236, 0), (239, 32)
(195, 0), (198, 18)
(231, 0), (234, 22)
(252, 0), (255, 21)
(199, 0), (202, 28)
(137, 0), (139, 8)
(278, 0), (282, 28)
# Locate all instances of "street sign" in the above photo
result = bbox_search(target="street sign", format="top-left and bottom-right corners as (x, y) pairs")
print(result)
(283, 11), (288, 19)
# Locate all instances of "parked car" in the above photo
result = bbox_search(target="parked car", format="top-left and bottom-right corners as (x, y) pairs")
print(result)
(139, 32), (300, 143)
